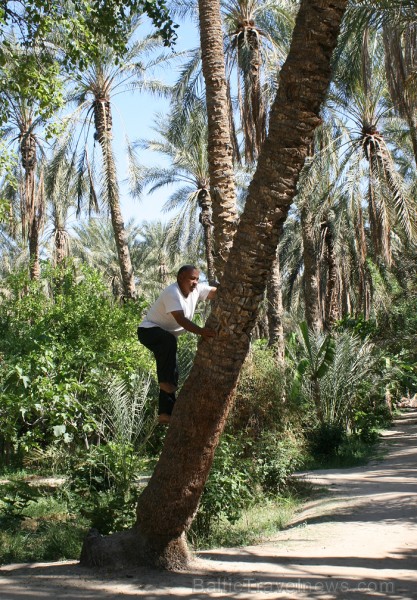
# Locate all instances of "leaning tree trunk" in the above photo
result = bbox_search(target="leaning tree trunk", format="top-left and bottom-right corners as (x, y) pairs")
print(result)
(94, 97), (136, 299)
(80, 0), (348, 571)
(198, 0), (238, 278)
(301, 204), (322, 332)
(267, 251), (285, 363)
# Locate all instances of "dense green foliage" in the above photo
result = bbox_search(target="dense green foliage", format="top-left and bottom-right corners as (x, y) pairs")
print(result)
(0, 0), (177, 122)
(0, 263), (153, 460)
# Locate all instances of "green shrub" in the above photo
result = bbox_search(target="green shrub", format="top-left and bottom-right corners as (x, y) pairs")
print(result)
(307, 422), (347, 458)
(0, 481), (42, 525)
(231, 344), (292, 436)
(0, 263), (153, 462)
(189, 435), (254, 545)
(66, 442), (143, 534)
(252, 432), (305, 495)
(65, 373), (155, 534)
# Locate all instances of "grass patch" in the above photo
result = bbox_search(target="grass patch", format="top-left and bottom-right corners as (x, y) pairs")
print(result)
(189, 494), (301, 551)
(0, 519), (88, 565)
(0, 482), (89, 565)
(302, 432), (385, 470)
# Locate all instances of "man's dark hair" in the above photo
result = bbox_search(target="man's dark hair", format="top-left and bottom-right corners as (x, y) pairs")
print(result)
(177, 265), (198, 278)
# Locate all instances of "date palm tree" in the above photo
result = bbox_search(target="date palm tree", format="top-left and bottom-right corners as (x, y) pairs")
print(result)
(56, 20), (174, 299)
(223, 0), (296, 162)
(44, 153), (80, 267)
(197, 0), (239, 278)
(133, 220), (185, 300)
(171, 0), (297, 163)
(332, 34), (416, 263)
(80, 0), (349, 570)
(383, 23), (417, 167)
(1, 96), (45, 279)
(334, 0), (417, 166)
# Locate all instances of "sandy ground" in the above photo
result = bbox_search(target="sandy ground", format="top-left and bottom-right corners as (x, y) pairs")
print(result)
(1, 410), (416, 600)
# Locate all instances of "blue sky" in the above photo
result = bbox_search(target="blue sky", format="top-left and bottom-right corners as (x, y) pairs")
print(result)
(112, 15), (199, 227)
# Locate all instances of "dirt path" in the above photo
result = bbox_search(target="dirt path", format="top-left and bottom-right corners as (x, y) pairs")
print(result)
(1, 411), (416, 599)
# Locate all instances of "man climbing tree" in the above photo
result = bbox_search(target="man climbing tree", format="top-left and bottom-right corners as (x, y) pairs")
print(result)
(137, 265), (216, 424)
(80, 0), (349, 570)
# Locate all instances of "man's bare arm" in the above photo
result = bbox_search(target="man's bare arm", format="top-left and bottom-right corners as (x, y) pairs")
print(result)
(171, 310), (215, 338)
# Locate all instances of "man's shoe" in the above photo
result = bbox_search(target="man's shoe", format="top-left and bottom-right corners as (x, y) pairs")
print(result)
(158, 413), (171, 425)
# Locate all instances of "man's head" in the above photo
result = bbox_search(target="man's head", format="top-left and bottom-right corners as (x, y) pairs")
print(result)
(177, 265), (199, 297)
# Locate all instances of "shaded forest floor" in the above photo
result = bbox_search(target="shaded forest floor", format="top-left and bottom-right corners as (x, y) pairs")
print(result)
(1, 411), (416, 599)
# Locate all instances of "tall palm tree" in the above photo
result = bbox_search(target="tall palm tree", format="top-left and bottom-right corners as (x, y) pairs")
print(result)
(197, 0), (239, 278)
(170, 0), (297, 164)
(332, 33), (416, 261)
(57, 20), (174, 299)
(80, 0), (349, 570)
(333, 0), (417, 166)
(289, 30), (416, 329)
(44, 153), (80, 267)
(223, 0), (296, 162)
(1, 95), (45, 279)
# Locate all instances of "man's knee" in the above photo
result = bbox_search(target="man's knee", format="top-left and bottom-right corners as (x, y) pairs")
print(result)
(160, 382), (177, 394)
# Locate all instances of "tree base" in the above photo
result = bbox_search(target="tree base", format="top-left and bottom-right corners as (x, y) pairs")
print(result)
(79, 527), (191, 571)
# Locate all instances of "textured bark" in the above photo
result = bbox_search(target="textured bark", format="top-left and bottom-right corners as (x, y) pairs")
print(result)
(197, 188), (215, 283)
(356, 202), (371, 320)
(239, 26), (266, 163)
(301, 205), (322, 332)
(198, 0), (238, 278)
(267, 251), (285, 363)
(54, 229), (69, 266)
(323, 221), (340, 330)
(94, 98), (136, 299)
(20, 130), (42, 280)
(364, 127), (392, 267)
(80, 0), (348, 570)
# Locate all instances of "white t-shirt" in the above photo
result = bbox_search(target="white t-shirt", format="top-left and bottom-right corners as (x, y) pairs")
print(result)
(139, 282), (212, 336)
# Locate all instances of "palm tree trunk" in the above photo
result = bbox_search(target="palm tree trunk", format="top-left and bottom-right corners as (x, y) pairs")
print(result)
(356, 201), (371, 320)
(323, 221), (340, 330)
(267, 251), (285, 363)
(240, 27), (266, 163)
(301, 205), (322, 332)
(28, 185), (43, 281)
(197, 0), (238, 278)
(54, 229), (69, 265)
(20, 131), (41, 280)
(80, 0), (348, 570)
(94, 98), (136, 299)
(197, 188), (215, 283)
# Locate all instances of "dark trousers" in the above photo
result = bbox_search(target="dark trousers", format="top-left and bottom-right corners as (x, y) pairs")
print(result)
(137, 327), (178, 415)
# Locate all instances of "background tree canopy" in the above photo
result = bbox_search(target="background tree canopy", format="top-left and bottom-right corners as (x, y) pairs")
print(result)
(0, 0), (177, 122)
